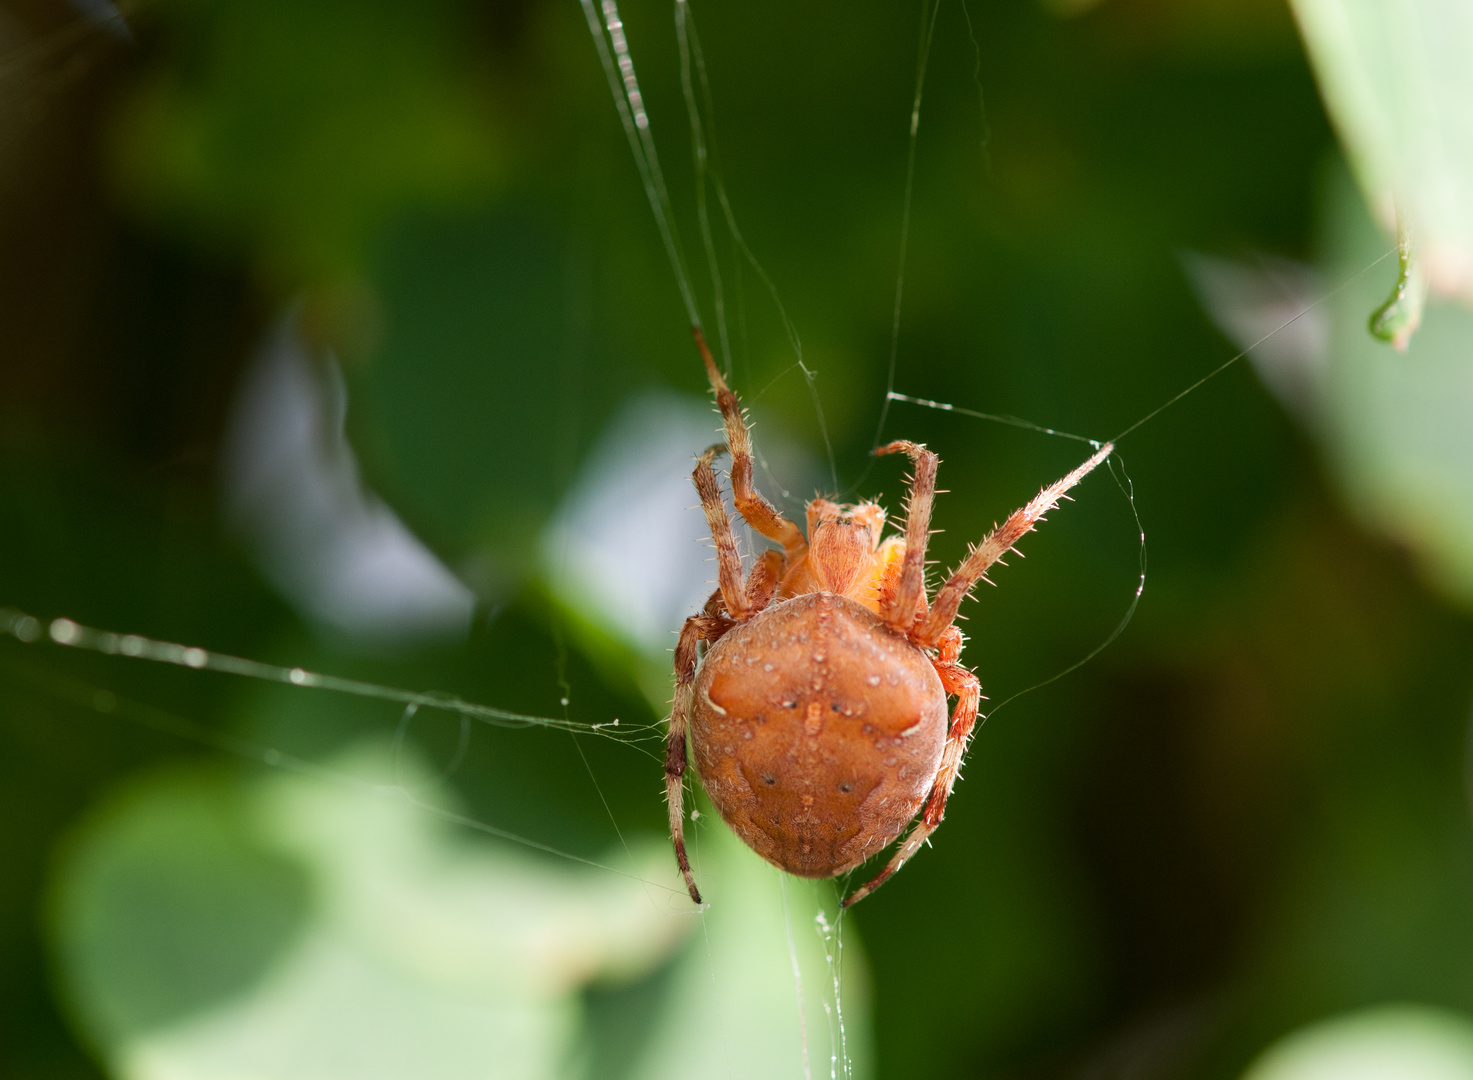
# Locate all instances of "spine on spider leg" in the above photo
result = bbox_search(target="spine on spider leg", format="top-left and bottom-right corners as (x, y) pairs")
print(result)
(914, 442), (1113, 647)
(692, 326), (743, 446)
(691, 325), (757, 503)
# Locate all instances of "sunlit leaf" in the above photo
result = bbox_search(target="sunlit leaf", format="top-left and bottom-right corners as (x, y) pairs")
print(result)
(1291, 0), (1473, 309)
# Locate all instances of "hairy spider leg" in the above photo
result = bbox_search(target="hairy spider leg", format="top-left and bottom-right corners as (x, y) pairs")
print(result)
(693, 446), (752, 620)
(667, 602), (733, 905)
(874, 440), (939, 632)
(670, 462), (790, 903)
(744, 548), (786, 610)
(844, 444), (1113, 904)
(913, 442), (1114, 649)
(693, 327), (806, 558)
(843, 631), (979, 906)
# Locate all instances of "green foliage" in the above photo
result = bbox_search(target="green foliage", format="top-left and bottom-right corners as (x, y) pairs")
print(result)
(49, 772), (311, 1047)
(46, 746), (853, 1080)
(1321, 167), (1473, 605)
(1291, 0), (1473, 310)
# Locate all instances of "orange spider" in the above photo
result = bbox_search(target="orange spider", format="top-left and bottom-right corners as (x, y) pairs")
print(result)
(667, 330), (1112, 907)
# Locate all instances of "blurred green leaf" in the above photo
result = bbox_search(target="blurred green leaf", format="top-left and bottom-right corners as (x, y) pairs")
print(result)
(629, 819), (872, 1080)
(49, 771), (310, 1047)
(1321, 166), (1473, 607)
(49, 744), (693, 1080)
(1243, 1006), (1473, 1080)
(1290, 0), (1473, 308)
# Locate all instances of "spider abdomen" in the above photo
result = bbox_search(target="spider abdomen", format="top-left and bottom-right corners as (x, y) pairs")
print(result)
(690, 591), (949, 879)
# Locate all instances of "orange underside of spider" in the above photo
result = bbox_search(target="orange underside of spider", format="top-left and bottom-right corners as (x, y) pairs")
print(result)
(668, 328), (1112, 907)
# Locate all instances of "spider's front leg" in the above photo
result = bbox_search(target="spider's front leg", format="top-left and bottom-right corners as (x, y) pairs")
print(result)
(875, 440), (939, 632)
(692, 328), (806, 557)
(667, 604), (731, 905)
(843, 631), (980, 907)
(693, 446), (751, 620)
(913, 442), (1113, 648)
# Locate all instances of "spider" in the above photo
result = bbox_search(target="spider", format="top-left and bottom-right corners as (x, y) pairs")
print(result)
(667, 329), (1112, 907)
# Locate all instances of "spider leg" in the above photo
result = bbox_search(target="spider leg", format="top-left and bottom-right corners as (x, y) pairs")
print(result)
(912, 442), (1113, 649)
(693, 327), (806, 557)
(744, 548), (786, 613)
(668, 604), (732, 905)
(875, 440), (939, 632)
(842, 649), (980, 907)
(694, 446), (751, 620)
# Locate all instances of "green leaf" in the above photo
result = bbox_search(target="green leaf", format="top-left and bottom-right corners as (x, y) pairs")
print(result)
(1321, 166), (1473, 607)
(48, 771), (311, 1047)
(1244, 1006), (1473, 1080)
(1291, 0), (1473, 316)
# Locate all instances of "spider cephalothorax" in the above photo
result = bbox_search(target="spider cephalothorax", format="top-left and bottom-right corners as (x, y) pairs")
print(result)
(667, 330), (1111, 906)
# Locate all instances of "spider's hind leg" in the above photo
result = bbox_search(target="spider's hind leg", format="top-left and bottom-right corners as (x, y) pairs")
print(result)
(843, 642), (979, 907)
(667, 605), (731, 905)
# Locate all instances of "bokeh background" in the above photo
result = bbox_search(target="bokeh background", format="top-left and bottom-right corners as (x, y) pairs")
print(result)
(3, 0), (1473, 1077)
